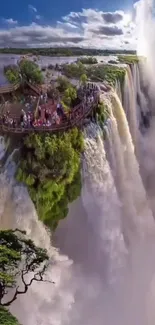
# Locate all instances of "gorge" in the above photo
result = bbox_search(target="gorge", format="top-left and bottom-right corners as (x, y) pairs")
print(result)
(2, 4), (155, 325)
(0, 56), (155, 325)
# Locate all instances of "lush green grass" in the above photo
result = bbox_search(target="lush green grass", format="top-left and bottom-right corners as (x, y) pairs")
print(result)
(16, 129), (84, 230)
(117, 55), (140, 64)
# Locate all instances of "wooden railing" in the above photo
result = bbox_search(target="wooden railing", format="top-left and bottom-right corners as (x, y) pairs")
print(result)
(0, 81), (41, 95)
(0, 82), (20, 94)
(26, 81), (41, 95)
(0, 97), (98, 134)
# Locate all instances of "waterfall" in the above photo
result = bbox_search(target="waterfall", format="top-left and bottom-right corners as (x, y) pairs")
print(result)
(123, 65), (139, 149)
(54, 101), (155, 325)
(2, 57), (155, 324)
(115, 79), (122, 102)
(111, 91), (155, 234)
(82, 123), (127, 283)
(0, 146), (74, 325)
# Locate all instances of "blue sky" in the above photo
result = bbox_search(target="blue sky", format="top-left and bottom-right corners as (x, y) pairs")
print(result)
(0, 0), (138, 49)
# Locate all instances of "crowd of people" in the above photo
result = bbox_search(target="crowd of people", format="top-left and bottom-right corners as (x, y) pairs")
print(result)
(0, 82), (99, 131)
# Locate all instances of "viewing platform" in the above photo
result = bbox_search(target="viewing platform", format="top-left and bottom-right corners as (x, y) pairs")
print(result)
(0, 84), (99, 134)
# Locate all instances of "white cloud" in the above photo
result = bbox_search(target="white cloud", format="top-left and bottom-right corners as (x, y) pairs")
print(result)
(0, 8), (137, 49)
(28, 5), (37, 13)
(3, 18), (18, 25)
(36, 15), (41, 20)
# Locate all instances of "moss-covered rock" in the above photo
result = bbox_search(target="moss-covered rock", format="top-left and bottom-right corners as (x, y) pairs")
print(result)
(16, 129), (84, 230)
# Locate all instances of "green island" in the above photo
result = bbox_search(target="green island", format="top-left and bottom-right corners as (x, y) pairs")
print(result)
(16, 129), (84, 230)
(118, 55), (140, 64)
(62, 61), (126, 86)
(77, 56), (98, 64)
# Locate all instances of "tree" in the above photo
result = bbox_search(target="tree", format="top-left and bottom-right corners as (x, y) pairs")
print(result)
(62, 86), (77, 107)
(4, 65), (20, 84)
(78, 56), (98, 64)
(80, 74), (88, 85)
(19, 59), (43, 84)
(57, 76), (71, 92)
(62, 62), (86, 79)
(0, 229), (50, 307)
(0, 306), (20, 325)
(47, 86), (60, 101)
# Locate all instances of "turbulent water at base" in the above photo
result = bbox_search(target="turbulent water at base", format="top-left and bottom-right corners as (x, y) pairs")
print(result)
(0, 155), (75, 325)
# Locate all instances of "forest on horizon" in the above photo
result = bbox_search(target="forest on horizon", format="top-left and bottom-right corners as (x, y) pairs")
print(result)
(0, 47), (136, 57)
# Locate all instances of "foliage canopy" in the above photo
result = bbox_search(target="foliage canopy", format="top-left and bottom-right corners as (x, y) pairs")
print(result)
(0, 229), (49, 307)
(4, 59), (43, 85)
(19, 59), (43, 84)
(77, 56), (98, 64)
(0, 307), (20, 325)
(16, 129), (84, 230)
(62, 62), (125, 86)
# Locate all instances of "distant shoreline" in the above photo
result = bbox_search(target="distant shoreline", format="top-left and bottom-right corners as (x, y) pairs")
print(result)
(0, 47), (136, 57)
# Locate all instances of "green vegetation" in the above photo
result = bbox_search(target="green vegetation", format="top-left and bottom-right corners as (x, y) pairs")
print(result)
(0, 47), (136, 57)
(19, 59), (43, 84)
(57, 76), (73, 92)
(118, 55), (140, 64)
(0, 307), (20, 325)
(16, 129), (84, 230)
(62, 62), (86, 79)
(4, 65), (20, 84)
(63, 62), (125, 86)
(0, 229), (49, 307)
(4, 59), (43, 85)
(56, 76), (77, 111)
(87, 64), (126, 86)
(77, 56), (98, 64)
(80, 73), (88, 85)
(61, 86), (77, 110)
(95, 102), (110, 126)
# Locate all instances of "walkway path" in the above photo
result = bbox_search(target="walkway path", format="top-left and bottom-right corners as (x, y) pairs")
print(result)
(0, 93), (99, 134)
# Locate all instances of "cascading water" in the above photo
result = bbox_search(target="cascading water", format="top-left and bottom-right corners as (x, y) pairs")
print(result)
(123, 65), (140, 149)
(2, 27), (155, 324)
(0, 147), (75, 325)
(55, 86), (155, 325)
(104, 93), (154, 245)
(110, 91), (155, 237)
(82, 123), (127, 283)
